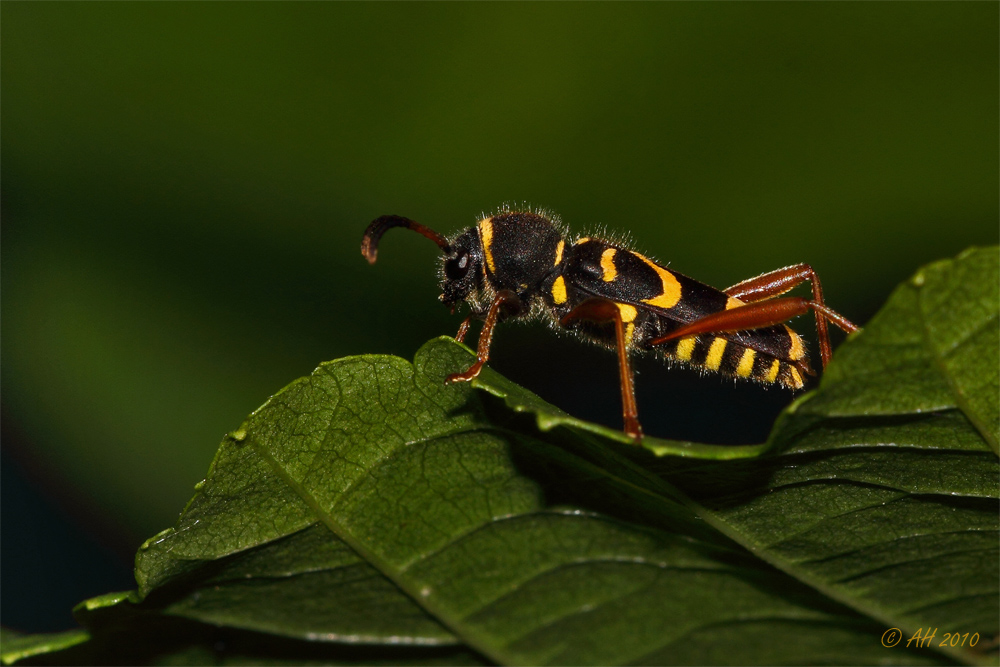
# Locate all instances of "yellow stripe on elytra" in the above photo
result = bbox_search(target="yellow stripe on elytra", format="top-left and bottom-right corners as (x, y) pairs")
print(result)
(736, 348), (756, 377)
(705, 337), (727, 371)
(786, 326), (805, 360)
(765, 359), (781, 383)
(637, 254), (682, 309)
(601, 248), (617, 282)
(478, 218), (496, 274)
(788, 366), (803, 388)
(551, 275), (568, 304)
(553, 240), (565, 266)
(675, 337), (696, 361)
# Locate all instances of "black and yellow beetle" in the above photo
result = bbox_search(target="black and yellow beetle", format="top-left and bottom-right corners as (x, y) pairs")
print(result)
(361, 207), (858, 441)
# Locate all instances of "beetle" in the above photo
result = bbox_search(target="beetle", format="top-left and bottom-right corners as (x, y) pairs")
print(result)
(361, 207), (859, 441)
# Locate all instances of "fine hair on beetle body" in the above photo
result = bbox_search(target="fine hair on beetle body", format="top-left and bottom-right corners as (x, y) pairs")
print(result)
(362, 205), (859, 442)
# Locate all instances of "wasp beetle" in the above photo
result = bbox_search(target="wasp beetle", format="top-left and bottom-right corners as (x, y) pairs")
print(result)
(361, 207), (859, 441)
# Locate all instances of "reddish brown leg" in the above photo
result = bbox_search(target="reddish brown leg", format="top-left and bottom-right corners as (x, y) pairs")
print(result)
(454, 316), (473, 343)
(649, 296), (859, 368)
(446, 291), (520, 384)
(720, 263), (858, 367)
(724, 263), (818, 302)
(561, 298), (643, 441)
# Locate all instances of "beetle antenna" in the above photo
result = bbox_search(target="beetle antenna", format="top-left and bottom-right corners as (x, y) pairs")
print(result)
(361, 215), (451, 264)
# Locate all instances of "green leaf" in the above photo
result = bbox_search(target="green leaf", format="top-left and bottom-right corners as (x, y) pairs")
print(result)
(7, 248), (996, 666)
(1, 614), (482, 666)
(0, 629), (89, 666)
(122, 340), (901, 665)
(802, 247), (999, 451)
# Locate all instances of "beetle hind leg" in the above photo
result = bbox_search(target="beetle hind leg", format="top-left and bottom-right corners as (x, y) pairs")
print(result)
(651, 264), (858, 369)
(722, 263), (858, 368)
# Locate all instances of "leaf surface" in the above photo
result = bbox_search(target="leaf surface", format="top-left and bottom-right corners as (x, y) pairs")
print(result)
(116, 341), (919, 665)
(0, 629), (89, 666)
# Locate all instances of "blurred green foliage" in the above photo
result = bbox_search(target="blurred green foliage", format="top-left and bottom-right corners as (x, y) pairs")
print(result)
(2, 2), (997, 556)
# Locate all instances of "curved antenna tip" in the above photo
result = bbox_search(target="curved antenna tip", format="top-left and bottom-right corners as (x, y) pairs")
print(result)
(360, 234), (380, 264)
(361, 215), (450, 264)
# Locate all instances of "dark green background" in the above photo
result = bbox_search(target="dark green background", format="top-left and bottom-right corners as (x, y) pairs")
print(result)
(2, 3), (997, 633)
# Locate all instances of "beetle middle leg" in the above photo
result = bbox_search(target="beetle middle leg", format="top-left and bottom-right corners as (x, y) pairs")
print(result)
(454, 315), (474, 343)
(560, 298), (643, 441)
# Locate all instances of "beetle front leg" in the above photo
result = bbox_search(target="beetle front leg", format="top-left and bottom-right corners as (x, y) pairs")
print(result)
(446, 290), (522, 384)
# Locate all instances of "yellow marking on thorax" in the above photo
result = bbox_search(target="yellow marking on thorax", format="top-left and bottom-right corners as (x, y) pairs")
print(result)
(478, 217), (496, 274)
(736, 348), (756, 377)
(786, 326), (805, 360)
(788, 366), (804, 388)
(600, 248), (618, 282)
(577, 236), (591, 244)
(624, 322), (635, 346)
(637, 255), (682, 309)
(726, 296), (744, 310)
(765, 359), (781, 383)
(553, 240), (565, 266)
(705, 337), (727, 371)
(551, 275), (568, 304)
(675, 337), (696, 361)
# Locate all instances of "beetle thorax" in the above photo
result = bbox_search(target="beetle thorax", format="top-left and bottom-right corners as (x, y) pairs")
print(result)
(477, 212), (565, 297)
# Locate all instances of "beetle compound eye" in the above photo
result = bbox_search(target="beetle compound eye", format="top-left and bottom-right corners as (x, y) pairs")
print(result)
(445, 252), (470, 280)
